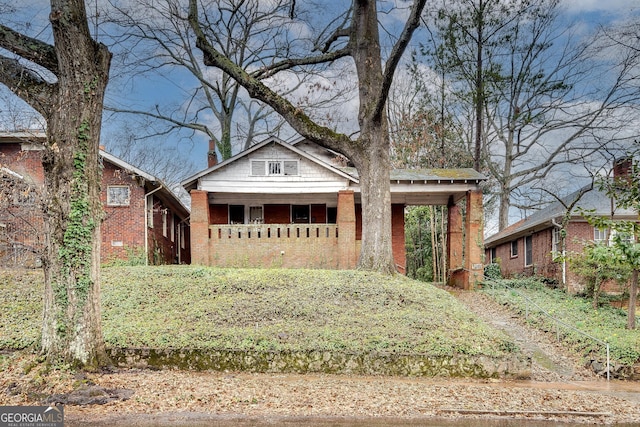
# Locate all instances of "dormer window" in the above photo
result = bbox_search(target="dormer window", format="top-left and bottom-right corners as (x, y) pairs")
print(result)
(251, 160), (298, 176)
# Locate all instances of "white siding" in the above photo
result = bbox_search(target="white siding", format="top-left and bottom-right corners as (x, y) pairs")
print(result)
(199, 143), (351, 193)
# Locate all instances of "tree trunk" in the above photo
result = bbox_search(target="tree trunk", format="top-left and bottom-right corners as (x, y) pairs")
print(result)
(352, 128), (395, 273)
(628, 269), (638, 330)
(40, 0), (111, 369)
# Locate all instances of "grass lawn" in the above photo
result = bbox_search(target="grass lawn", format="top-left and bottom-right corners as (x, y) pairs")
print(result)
(1, 266), (516, 359)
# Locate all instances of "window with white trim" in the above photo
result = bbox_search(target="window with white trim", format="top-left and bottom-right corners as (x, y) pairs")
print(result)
(107, 186), (130, 206)
(250, 159), (299, 176)
(510, 240), (518, 257)
(593, 227), (608, 243)
(524, 235), (533, 267)
(552, 228), (561, 255)
(162, 210), (168, 237)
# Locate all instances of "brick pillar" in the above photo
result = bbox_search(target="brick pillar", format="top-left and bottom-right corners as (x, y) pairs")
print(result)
(190, 190), (210, 265)
(337, 190), (357, 269)
(447, 196), (463, 287)
(464, 189), (484, 290)
(392, 204), (406, 274)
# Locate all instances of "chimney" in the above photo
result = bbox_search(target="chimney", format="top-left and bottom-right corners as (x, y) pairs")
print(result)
(613, 157), (632, 179)
(207, 140), (218, 168)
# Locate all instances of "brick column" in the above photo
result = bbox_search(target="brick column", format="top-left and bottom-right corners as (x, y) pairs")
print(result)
(447, 196), (463, 286)
(392, 204), (406, 274)
(464, 189), (484, 290)
(190, 190), (210, 265)
(337, 190), (357, 269)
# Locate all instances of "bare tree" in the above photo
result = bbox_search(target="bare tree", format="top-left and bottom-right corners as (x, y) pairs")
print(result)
(187, 0), (426, 273)
(422, 0), (640, 231)
(0, 0), (111, 368)
(103, 0), (351, 161)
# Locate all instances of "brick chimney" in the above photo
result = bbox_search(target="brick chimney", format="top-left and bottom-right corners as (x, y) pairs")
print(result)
(613, 157), (632, 179)
(207, 140), (218, 168)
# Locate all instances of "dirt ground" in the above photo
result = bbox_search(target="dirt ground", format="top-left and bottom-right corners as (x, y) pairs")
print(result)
(2, 290), (639, 426)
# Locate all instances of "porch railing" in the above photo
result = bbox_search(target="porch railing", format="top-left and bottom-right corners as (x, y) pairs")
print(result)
(210, 224), (339, 240)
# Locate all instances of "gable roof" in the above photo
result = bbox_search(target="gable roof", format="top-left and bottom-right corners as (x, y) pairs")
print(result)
(181, 136), (359, 191)
(485, 183), (638, 247)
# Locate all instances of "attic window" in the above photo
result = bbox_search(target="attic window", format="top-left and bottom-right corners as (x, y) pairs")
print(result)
(251, 160), (266, 176)
(107, 186), (130, 206)
(251, 160), (299, 176)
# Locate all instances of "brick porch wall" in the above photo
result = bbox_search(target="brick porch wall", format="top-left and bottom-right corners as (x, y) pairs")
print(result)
(209, 224), (340, 268)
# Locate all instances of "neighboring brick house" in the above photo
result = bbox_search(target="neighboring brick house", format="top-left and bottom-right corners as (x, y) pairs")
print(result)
(484, 159), (637, 293)
(183, 137), (486, 289)
(0, 132), (190, 267)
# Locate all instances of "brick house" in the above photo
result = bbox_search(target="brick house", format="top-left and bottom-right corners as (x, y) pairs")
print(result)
(0, 131), (190, 267)
(484, 159), (637, 293)
(183, 137), (486, 289)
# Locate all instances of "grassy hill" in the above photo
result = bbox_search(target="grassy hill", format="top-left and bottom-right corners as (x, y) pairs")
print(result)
(1, 266), (516, 359)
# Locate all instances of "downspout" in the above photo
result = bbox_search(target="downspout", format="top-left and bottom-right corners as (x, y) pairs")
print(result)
(144, 185), (163, 266)
(176, 216), (191, 264)
(551, 218), (566, 288)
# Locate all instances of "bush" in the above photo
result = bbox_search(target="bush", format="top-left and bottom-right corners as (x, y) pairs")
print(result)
(484, 263), (502, 279)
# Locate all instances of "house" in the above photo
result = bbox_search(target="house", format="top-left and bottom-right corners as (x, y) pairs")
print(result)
(484, 158), (637, 293)
(0, 131), (190, 267)
(183, 137), (486, 289)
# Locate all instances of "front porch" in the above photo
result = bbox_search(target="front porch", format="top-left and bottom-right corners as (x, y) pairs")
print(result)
(189, 186), (484, 289)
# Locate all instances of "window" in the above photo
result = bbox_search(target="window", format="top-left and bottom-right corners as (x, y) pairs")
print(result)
(490, 247), (497, 263)
(292, 205), (310, 223)
(251, 160), (299, 176)
(147, 195), (154, 228)
(510, 240), (518, 257)
(610, 229), (634, 245)
(229, 205), (244, 224)
(170, 215), (175, 242)
(283, 160), (298, 175)
(249, 206), (264, 223)
(107, 186), (130, 206)
(594, 227), (608, 243)
(268, 161), (281, 175)
(552, 228), (562, 255)
(327, 207), (337, 224)
(251, 160), (266, 176)
(524, 235), (533, 267)
(162, 210), (168, 237)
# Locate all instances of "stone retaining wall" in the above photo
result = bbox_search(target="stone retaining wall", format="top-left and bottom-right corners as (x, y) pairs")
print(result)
(108, 347), (532, 379)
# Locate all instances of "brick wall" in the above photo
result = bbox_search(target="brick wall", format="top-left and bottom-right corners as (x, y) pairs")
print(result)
(210, 204), (228, 224)
(265, 205), (290, 224)
(209, 224), (340, 268)
(485, 221), (633, 293)
(488, 228), (556, 279)
(101, 161), (147, 263)
(311, 204), (327, 223)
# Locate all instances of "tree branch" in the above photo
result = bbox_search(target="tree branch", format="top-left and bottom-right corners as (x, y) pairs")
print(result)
(0, 56), (55, 116)
(188, 0), (353, 157)
(374, 0), (427, 121)
(251, 47), (351, 80)
(0, 24), (58, 74)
